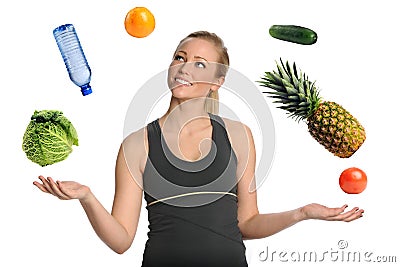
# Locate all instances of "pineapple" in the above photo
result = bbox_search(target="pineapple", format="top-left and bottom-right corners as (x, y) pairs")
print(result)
(258, 59), (366, 158)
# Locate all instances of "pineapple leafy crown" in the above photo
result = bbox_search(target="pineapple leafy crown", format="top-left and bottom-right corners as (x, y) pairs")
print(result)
(257, 58), (322, 121)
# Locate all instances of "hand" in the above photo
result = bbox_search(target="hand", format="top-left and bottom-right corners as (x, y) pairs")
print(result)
(300, 203), (364, 222)
(33, 175), (91, 201)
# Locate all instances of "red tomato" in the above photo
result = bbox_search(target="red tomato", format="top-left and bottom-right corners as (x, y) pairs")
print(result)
(339, 167), (367, 194)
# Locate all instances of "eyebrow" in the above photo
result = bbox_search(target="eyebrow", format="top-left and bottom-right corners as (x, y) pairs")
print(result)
(176, 50), (209, 62)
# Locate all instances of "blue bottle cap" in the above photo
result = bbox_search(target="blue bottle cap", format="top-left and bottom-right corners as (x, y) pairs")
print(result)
(53, 24), (74, 35)
(80, 84), (93, 96)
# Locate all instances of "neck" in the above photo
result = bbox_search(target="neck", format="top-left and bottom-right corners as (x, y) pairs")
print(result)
(160, 96), (210, 131)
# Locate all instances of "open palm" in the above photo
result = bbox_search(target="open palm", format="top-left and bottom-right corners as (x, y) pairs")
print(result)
(33, 175), (90, 200)
(301, 203), (364, 222)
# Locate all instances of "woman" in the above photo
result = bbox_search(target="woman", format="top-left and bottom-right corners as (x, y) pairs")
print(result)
(34, 31), (364, 267)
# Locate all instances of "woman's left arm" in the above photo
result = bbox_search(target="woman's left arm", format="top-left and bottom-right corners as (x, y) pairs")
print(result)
(234, 124), (364, 240)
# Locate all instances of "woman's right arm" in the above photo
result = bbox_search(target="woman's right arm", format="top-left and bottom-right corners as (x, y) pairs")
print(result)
(34, 140), (144, 254)
(79, 144), (143, 254)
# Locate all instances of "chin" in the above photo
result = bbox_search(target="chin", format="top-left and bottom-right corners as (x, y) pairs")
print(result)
(171, 91), (191, 100)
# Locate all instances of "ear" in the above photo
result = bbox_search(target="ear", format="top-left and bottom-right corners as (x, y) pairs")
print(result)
(210, 76), (225, 92)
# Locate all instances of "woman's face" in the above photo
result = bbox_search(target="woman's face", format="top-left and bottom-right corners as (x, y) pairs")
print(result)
(167, 38), (223, 100)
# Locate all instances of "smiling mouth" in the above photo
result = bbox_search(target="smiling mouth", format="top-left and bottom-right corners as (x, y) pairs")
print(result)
(175, 78), (193, 86)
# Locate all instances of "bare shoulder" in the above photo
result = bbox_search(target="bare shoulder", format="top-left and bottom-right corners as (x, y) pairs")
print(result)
(220, 117), (253, 141)
(121, 125), (149, 174)
(220, 117), (255, 160)
(122, 126), (148, 149)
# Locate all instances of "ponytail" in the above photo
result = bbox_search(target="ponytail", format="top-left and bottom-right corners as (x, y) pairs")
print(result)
(204, 90), (219, 114)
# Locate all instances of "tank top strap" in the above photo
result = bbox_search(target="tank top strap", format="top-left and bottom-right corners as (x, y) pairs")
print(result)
(208, 113), (233, 152)
(146, 119), (160, 157)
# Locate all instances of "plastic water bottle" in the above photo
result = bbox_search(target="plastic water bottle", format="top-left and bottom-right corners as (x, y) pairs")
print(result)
(53, 24), (93, 96)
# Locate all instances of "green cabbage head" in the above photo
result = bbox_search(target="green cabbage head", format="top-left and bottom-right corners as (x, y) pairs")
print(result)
(22, 110), (79, 167)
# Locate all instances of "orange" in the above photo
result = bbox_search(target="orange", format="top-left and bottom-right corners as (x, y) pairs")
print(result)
(124, 7), (156, 38)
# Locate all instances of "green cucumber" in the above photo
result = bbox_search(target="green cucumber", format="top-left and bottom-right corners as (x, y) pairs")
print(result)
(269, 25), (318, 45)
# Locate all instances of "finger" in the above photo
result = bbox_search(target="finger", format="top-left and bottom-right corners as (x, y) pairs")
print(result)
(324, 204), (349, 219)
(330, 207), (361, 221)
(47, 177), (71, 200)
(343, 209), (364, 222)
(33, 180), (50, 194)
(39, 175), (53, 195)
(38, 176), (56, 195)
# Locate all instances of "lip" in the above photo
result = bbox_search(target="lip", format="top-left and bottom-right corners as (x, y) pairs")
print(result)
(174, 77), (193, 86)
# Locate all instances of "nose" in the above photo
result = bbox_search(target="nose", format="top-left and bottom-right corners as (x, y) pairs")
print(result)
(177, 61), (193, 74)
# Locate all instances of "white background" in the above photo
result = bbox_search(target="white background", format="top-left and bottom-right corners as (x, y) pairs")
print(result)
(1, 0), (399, 266)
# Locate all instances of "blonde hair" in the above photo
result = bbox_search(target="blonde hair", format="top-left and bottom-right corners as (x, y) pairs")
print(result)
(176, 31), (230, 114)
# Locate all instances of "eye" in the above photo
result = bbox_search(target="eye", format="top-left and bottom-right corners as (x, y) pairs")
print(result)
(195, 62), (206, 68)
(174, 55), (185, 62)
